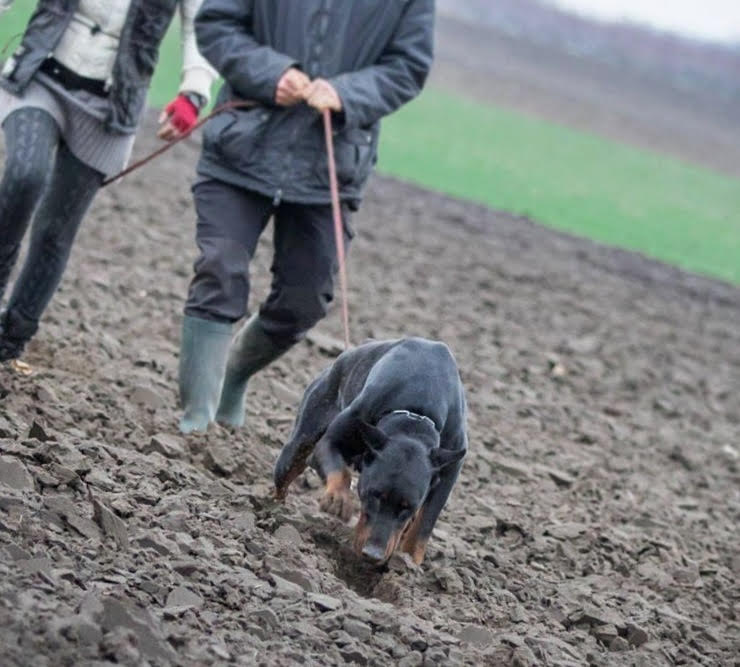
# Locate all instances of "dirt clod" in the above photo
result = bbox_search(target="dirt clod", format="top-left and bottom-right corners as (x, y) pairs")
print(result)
(0, 456), (34, 490)
(344, 618), (373, 641)
(129, 385), (166, 409)
(457, 624), (494, 647)
(92, 497), (129, 549)
(28, 421), (52, 442)
(147, 433), (186, 459)
(609, 636), (631, 652)
(166, 586), (203, 609)
(626, 623), (649, 647)
(398, 650), (424, 667)
(309, 593), (342, 612)
(203, 444), (240, 476)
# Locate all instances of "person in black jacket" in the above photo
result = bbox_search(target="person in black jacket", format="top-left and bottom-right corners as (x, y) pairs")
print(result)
(178, 0), (435, 433)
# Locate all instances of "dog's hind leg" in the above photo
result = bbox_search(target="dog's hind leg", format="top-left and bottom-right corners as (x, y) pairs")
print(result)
(273, 368), (340, 499)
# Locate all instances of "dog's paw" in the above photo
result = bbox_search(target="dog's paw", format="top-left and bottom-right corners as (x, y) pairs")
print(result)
(319, 488), (355, 522)
(319, 469), (353, 521)
(401, 537), (428, 565)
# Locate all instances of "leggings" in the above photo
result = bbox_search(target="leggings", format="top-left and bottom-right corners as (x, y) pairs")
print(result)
(0, 107), (103, 350)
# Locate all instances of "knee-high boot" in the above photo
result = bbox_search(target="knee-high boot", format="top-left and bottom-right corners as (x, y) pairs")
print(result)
(178, 315), (233, 434)
(215, 315), (292, 428)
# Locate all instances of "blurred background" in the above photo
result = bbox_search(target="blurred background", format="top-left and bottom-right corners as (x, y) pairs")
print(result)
(1, 0), (739, 283)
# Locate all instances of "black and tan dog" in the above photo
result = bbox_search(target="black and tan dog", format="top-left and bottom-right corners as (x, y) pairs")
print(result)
(274, 337), (467, 565)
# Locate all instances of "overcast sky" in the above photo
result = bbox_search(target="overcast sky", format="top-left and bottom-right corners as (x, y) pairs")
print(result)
(548, 0), (740, 42)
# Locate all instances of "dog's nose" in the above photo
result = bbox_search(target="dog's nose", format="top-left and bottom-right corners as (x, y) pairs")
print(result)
(361, 543), (386, 562)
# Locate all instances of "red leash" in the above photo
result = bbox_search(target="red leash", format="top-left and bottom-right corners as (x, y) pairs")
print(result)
(102, 99), (256, 187)
(322, 109), (352, 350)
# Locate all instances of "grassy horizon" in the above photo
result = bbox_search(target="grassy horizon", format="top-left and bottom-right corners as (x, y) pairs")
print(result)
(378, 88), (740, 284)
(2, 2), (739, 284)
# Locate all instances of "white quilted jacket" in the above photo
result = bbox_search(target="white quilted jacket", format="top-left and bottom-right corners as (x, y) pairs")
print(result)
(1, 0), (216, 101)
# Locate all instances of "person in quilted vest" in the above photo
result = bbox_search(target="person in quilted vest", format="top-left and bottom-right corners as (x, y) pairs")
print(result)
(0, 0), (217, 365)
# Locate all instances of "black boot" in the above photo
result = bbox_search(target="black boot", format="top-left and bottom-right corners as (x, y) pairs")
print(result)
(0, 309), (36, 362)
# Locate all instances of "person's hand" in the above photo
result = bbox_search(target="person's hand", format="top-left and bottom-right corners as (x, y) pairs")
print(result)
(303, 78), (342, 112)
(275, 67), (310, 106)
(157, 94), (200, 141)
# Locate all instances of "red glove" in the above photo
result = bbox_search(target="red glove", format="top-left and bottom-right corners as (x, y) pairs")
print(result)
(163, 94), (199, 134)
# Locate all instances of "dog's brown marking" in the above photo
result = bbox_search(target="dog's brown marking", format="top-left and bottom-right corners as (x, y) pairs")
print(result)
(400, 506), (429, 564)
(319, 468), (354, 521)
(405, 537), (428, 565)
(383, 527), (405, 562)
(353, 511), (413, 563)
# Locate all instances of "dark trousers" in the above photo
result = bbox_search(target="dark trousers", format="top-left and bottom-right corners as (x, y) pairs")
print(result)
(0, 108), (103, 350)
(185, 178), (353, 343)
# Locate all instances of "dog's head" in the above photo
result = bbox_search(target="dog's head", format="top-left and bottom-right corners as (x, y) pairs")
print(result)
(353, 421), (464, 564)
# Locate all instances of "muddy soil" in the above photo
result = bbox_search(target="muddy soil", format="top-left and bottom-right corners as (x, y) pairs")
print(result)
(1, 111), (739, 667)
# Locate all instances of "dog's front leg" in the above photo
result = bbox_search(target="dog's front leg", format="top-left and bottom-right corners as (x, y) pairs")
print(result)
(313, 436), (354, 522)
(400, 455), (465, 564)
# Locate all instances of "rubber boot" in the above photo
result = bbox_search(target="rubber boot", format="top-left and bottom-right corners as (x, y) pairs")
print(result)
(178, 315), (233, 434)
(215, 315), (291, 428)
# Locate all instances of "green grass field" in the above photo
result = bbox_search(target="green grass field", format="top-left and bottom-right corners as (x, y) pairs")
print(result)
(2, 3), (739, 283)
(379, 90), (740, 284)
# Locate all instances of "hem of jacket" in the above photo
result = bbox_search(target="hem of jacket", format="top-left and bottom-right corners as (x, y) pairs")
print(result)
(196, 155), (364, 209)
(0, 75), (139, 135)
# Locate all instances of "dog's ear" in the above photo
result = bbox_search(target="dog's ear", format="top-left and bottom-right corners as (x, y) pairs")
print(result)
(430, 447), (466, 471)
(356, 420), (388, 458)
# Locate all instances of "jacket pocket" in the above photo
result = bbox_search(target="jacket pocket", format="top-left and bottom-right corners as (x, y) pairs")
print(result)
(317, 126), (377, 188)
(203, 108), (271, 171)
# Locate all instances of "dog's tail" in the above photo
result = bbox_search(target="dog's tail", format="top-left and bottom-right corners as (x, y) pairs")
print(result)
(273, 438), (318, 500)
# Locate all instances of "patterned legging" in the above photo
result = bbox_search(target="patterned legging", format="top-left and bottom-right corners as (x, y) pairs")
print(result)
(0, 107), (103, 358)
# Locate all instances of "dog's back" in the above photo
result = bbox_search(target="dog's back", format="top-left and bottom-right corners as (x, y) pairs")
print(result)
(336, 337), (465, 438)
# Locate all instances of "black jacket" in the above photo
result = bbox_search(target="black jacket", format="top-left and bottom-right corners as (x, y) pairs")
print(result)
(0, 0), (178, 133)
(195, 0), (435, 207)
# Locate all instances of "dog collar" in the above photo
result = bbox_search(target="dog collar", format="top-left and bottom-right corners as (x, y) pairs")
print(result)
(389, 409), (438, 431)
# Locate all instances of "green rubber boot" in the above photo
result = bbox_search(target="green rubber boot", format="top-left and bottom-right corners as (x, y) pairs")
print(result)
(178, 315), (233, 434)
(215, 315), (291, 428)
